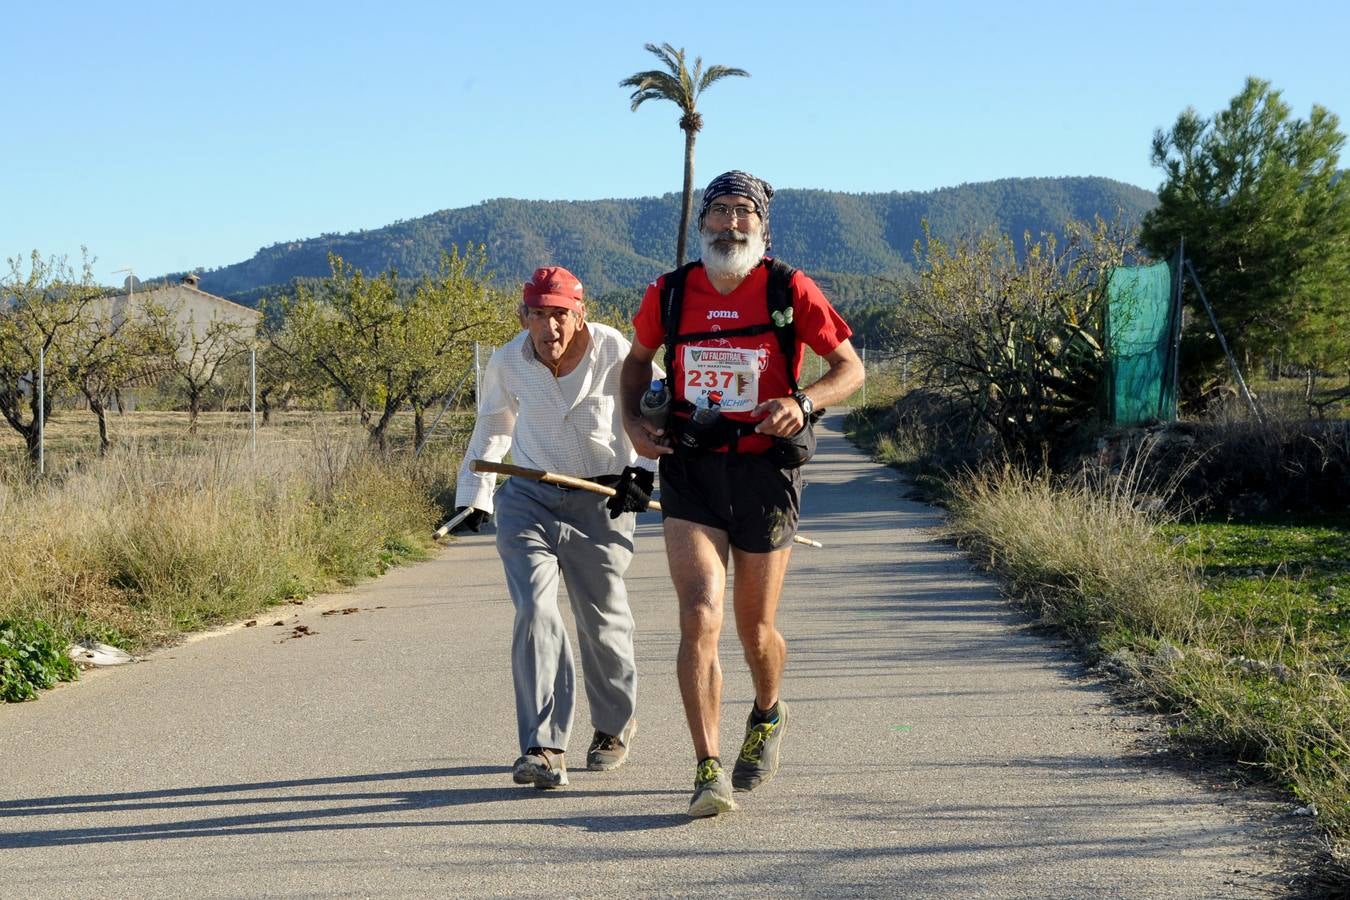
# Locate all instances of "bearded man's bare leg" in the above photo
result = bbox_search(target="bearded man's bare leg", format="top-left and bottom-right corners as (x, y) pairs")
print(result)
(730, 545), (792, 710)
(664, 517), (730, 761)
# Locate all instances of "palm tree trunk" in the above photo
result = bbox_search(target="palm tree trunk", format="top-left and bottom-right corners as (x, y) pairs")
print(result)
(677, 127), (697, 267)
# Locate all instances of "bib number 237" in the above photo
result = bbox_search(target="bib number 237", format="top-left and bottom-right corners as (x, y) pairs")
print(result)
(681, 346), (762, 413)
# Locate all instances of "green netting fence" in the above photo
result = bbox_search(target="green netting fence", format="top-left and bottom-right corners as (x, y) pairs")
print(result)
(1104, 259), (1179, 425)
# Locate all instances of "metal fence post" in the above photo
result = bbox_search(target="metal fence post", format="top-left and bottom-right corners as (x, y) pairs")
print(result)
(474, 342), (483, 413)
(861, 344), (867, 407)
(1184, 258), (1261, 422)
(415, 361), (475, 457)
(38, 345), (45, 476)
(250, 346), (257, 454)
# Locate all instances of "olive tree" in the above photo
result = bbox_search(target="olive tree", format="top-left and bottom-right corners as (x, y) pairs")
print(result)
(266, 247), (515, 452)
(0, 251), (104, 462)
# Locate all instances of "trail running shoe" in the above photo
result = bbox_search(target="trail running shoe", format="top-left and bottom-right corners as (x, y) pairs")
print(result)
(587, 719), (638, 771)
(732, 700), (789, 791)
(511, 747), (568, 789)
(688, 758), (737, 818)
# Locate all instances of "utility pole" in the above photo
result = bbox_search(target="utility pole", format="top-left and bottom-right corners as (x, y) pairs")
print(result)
(860, 340), (867, 407)
(474, 342), (483, 412)
(112, 267), (136, 300)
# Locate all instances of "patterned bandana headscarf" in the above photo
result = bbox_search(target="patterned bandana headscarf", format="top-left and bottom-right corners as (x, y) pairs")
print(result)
(698, 170), (774, 251)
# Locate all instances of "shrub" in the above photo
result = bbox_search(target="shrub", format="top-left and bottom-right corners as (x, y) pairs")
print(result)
(1092, 414), (1350, 519)
(0, 619), (78, 702)
(886, 219), (1139, 459)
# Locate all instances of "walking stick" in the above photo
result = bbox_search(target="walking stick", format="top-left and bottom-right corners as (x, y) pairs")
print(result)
(468, 460), (824, 548)
(432, 506), (476, 540)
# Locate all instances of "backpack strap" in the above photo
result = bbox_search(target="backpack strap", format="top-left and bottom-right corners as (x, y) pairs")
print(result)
(659, 261), (702, 386)
(764, 258), (800, 392)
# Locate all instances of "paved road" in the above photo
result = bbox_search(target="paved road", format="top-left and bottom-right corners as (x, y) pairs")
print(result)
(0, 415), (1315, 898)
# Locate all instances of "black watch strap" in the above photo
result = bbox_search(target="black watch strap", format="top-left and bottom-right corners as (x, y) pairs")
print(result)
(792, 390), (813, 417)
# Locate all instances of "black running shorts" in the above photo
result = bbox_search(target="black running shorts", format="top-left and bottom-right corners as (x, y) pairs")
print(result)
(657, 451), (802, 552)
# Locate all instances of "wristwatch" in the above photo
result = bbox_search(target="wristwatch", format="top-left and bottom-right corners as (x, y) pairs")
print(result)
(791, 390), (813, 417)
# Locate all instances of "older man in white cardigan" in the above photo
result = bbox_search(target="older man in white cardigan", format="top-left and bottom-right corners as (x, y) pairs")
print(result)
(454, 265), (654, 790)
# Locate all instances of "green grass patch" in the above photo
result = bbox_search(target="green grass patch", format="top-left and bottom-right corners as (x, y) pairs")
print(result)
(1247, 372), (1350, 422)
(1155, 516), (1350, 846)
(1164, 518), (1350, 662)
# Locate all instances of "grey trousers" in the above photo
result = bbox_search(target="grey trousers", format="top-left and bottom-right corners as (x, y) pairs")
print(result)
(494, 477), (638, 755)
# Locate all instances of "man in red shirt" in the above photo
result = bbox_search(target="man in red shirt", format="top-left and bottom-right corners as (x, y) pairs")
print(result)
(620, 170), (864, 817)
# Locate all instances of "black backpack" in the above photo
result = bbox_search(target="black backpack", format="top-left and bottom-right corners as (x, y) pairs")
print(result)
(658, 259), (819, 466)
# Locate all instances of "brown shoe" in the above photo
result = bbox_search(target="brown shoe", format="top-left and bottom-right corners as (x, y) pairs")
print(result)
(586, 719), (637, 771)
(512, 747), (568, 789)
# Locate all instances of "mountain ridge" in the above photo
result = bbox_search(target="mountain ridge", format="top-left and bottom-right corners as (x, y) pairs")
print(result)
(172, 176), (1157, 304)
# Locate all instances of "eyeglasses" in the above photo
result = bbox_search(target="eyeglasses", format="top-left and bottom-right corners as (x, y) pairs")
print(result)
(706, 202), (759, 222)
(524, 307), (576, 323)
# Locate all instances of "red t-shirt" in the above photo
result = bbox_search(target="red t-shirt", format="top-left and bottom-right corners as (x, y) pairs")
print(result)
(632, 260), (853, 453)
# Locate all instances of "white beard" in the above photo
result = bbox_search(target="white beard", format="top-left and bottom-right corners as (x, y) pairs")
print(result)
(700, 226), (767, 281)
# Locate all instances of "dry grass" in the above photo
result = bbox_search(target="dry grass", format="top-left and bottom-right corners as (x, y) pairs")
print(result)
(850, 398), (1348, 870)
(942, 462), (1349, 870)
(1155, 642), (1350, 839)
(946, 465), (1200, 640)
(1, 419), (455, 652)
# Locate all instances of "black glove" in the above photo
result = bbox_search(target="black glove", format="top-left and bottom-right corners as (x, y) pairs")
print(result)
(606, 466), (655, 518)
(449, 506), (489, 534)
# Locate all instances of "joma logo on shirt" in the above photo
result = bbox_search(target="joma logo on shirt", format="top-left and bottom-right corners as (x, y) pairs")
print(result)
(707, 310), (739, 320)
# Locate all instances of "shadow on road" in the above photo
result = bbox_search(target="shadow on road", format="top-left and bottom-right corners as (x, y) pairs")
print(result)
(0, 765), (687, 847)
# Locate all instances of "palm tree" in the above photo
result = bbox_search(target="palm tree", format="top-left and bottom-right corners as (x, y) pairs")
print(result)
(620, 43), (749, 267)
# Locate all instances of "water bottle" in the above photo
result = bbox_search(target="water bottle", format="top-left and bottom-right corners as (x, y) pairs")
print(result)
(691, 390), (723, 426)
(681, 390), (723, 449)
(639, 378), (671, 431)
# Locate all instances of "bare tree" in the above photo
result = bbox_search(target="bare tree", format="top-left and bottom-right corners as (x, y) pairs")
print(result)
(147, 305), (252, 435)
(67, 296), (173, 453)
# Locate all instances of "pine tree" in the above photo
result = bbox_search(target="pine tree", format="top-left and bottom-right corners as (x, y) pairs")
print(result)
(1141, 77), (1350, 382)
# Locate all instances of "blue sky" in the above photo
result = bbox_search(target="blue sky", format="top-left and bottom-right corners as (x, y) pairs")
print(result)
(5, 0), (1348, 285)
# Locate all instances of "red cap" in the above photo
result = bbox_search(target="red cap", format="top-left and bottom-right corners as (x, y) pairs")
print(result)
(522, 265), (585, 313)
